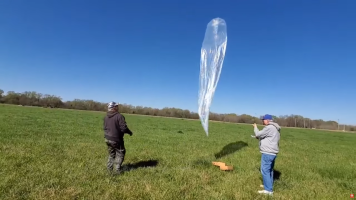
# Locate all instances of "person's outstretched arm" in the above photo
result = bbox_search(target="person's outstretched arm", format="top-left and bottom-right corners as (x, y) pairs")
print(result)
(118, 114), (133, 135)
(253, 124), (269, 139)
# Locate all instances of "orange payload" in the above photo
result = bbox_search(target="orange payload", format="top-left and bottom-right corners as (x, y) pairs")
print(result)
(212, 161), (233, 171)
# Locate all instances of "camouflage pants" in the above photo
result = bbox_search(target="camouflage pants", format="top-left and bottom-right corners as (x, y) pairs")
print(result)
(105, 139), (126, 172)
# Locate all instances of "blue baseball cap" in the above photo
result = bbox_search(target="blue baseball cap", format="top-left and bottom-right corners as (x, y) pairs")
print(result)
(260, 114), (273, 120)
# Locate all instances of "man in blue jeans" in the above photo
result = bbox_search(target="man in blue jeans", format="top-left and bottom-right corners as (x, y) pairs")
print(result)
(253, 114), (281, 195)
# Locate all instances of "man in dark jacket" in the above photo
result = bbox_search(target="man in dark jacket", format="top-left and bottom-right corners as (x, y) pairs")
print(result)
(104, 101), (133, 174)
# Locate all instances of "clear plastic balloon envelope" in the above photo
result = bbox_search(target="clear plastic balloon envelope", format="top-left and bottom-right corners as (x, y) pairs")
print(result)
(198, 18), (227, 136)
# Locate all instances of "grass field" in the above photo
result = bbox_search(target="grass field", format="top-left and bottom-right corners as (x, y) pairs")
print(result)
(0, 104), (355, 200)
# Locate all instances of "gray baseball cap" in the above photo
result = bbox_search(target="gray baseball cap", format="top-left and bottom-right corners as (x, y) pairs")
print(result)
(107, 101), (119, 109)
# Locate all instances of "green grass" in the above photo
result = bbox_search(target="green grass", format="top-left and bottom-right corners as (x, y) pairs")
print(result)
(0, 104), (355, 200)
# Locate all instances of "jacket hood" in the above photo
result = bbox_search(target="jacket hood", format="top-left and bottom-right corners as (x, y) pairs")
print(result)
(107, 111), (118, 118)
(268, 121), (281, 131)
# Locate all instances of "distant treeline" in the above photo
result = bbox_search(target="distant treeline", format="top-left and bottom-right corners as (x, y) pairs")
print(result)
(0, 89), (354, 132)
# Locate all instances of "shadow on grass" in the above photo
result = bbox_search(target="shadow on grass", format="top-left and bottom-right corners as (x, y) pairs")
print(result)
(123, 159), (159, 171)
(214, 141), (248, 159)
(273, 170), (281, 180)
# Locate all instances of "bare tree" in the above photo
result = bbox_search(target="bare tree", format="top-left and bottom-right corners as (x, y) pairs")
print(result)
(0, 88), (354, 131)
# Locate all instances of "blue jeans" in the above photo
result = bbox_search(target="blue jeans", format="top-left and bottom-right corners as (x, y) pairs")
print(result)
(261, 153), (276, 192)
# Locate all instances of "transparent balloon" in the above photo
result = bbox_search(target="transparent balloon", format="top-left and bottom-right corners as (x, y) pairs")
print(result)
(198, 18), (227, 136)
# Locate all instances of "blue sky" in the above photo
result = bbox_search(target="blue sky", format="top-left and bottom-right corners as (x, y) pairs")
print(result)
(0, 0), (355, 125)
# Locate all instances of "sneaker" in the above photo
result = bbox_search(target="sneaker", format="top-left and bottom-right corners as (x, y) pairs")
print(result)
(114, 169), (123, 175)
(260, 185), (264, 188)
(107, 168), (114, 175)
(258, 190), (273, 195)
